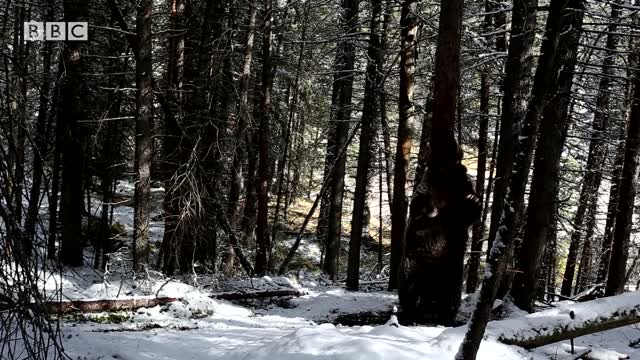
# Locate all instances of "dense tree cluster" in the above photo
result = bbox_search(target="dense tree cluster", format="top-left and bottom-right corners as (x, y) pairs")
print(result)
(2, 0), (640, 356)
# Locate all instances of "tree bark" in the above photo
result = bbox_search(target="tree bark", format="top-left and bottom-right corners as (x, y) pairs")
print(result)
(319, 0), (359, 278)
(60, 0), (89, 267)
(465, 0), (492, 294)
(388, 0), (417, 291)
(563, 0), (620, 296)
(513, 0), (585, 312)
(398, 0), (481, 326)
(24, 40), (52, 252)
(597, 125), (626, 284)
(605, 35), (640, 296)
(255, 0), (274, 275)
(346, 0), (382, 291)
(490, 292), (640, 350)
(133, 0), (153, 274)
(485, 0), (537, 259)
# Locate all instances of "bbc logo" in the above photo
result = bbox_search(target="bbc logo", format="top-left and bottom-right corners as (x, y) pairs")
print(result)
(24, 22), (88, 41)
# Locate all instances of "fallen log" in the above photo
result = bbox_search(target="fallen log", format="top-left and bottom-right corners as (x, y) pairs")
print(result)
(1, 288), (305, 315)
(211, 289), (304, 301)
(486, 292), (640, 349)
(45, 296), (179, 314)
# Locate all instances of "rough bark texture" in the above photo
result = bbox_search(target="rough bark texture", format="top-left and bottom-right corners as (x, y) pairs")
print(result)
(133, 0), (153, 274)
(465, 0), (492, 294)
(513, 0), (585, 312)
(60, 0), (89, 267)
(485, 0), (537, 258)
(597, 126), (626, 284)
(563, 1), (620, 295)
(388, 0), (417, 291)
(160, 0), (186, 275)
(346, 0), (382, 291)
(492, 292), (640, 350)
(398, 0), (481, 326)
(319, 0), (359, 278)
(255, 0), (274, 275)
(24, 40), (52, 253)
(605, 40), (640, 296)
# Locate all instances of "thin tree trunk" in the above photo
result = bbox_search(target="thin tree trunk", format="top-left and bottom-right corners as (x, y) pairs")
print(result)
(346, 0), (382, 291)
(485, 0), (537, 259)
(465, 0), (492, 294)
(597, 125), (626, 284)
(513, 0), (585, 312)
(160, 0), (186, 275)
(562, 1), (620, 296)
(319, 0), (359, 279)
(227, 0), (257, 236)
(24, 40), (52, 250)
(605, 36), (640, 295)
(388, 0), (417, 291)
(255, 0), (274, 275)
(133, 0), (153, 273)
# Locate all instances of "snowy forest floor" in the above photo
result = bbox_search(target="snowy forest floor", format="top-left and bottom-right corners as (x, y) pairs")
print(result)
(8, 181), (640, 359)
(42, 273), (640, 360)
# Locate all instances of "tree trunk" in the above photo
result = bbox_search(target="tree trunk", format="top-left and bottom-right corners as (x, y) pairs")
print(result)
(398, 0), (481, 326)
(465, 0), (492, 294)
(228, 0), (256, 228)
(319, 0), (359, 279)
(513, 0), (585, 312)
(388, 0), (417, 291)
(605, 36), (640, 296)
(563, 1), (620, 296)
(485, 0), (537, 259)
(24, 40), (52, 251)
(455, 0), (575, 355)
(160, 0), (186, 275)
(346, 0), (382, 291)
(255, 0), (274, 275)
(597, 125), (626, 284)
(133, 0), (153, 274)
(60, 0), (89, 267)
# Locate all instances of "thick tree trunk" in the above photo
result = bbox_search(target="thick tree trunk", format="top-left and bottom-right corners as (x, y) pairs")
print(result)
(60, 0), (89, 267)
(455, 0), (576, 355)
(513, 0), (585, 312)
(563, 1), (620, 296)
(485, 0), (537, 259)
(605, 41), (640, 296)
(133, 0), (153, 274)
(388, 0), (417, 291)
(398, 0), (481, 326)
(320, 0), (359, 279)
(346, 0), (382, 291)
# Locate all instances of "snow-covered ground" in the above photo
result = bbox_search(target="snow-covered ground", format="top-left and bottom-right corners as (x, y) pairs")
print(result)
(56, 283), (640, 360)
(6, 180), (640, 360)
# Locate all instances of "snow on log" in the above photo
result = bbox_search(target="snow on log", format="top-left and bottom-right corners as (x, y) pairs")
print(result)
(487, 292), (640, 349)
(211, 289), (304, 301)
(44, 296), (179, 314)
(1, 289), (305, 314)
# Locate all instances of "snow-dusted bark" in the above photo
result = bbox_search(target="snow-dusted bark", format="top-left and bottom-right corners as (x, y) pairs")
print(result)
(512, 0), (585, 311)
(605, 35), (640, 296)
(398, 0), (481, 326)
(389, 0), (417, 291)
